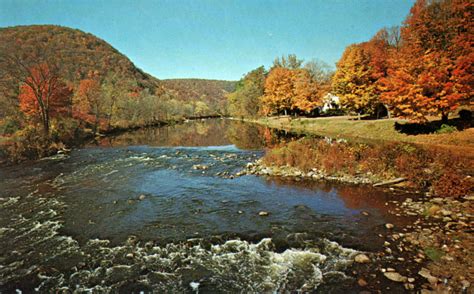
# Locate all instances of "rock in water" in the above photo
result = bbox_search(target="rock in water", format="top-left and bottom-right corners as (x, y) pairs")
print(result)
(354, 253), (370, 263)
(190, 281), (200, 292)
(138, 194), (146, 200)
(385, 223), (394, 229)
(358, 278), (368, 287)
(384, 272), (407, 282)
(418, 268), (438, 284)
(427, 204), (441, 215)
(258, 211), (270, 216)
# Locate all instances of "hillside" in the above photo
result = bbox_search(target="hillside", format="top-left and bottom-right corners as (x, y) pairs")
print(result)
(0, 25), (239, 160)
(0, 25), (160, 94)
(162, 79), (237, 116)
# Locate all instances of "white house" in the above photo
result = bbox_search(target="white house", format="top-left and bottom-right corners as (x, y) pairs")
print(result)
(321, 93), (340, 112)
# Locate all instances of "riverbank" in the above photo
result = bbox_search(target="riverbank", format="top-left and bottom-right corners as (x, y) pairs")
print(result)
(380, 194), (474, 293)
(243, 160), (473, 292)
(241, 135), (473, 292)
(246, 116), (474, 154)
(0, 116), (227, 164)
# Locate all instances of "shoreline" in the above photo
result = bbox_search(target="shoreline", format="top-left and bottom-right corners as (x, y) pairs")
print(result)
(238, 116), (474, 156)
(242, 159), (473, 293)
(0, 116), (228, 164)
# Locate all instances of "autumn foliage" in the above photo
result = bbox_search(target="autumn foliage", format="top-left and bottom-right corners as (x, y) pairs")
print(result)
(261, 67), (323, 115)
(332, 0), (473, 121)
(18, 63), (72, 133)
(263, 137), (473, 197)
(332, 42), (386, 115)
(380, 0), (473, 122)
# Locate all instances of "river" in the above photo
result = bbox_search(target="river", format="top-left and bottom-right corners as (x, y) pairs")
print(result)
(0, 119), (413, 293)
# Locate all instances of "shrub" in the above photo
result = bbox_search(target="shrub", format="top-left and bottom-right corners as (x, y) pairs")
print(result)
(50, 118), (82, 143)
(262, 137), (470, 197)
(0, 118), (21, 135)
(435, 124), (457, 134)
(424, 247), (444, 262)
(432, 169), (472, 198)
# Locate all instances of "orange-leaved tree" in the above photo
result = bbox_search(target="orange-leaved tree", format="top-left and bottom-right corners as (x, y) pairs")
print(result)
(292, 69), (323, 113)
(261, 67), (323, 115)
(75, 77), (103, 134)
(332, 34), (391, 117)
(18, 63), (72, 134)
(332, 44), (377, 116)
(380, 0), (473, 122)
(261, 67), (295, 116)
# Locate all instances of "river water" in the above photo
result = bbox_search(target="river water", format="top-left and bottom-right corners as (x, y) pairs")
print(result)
(0, 119), (411, 293)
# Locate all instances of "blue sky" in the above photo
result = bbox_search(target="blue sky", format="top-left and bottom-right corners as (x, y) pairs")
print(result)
(0, 0), (415, 80)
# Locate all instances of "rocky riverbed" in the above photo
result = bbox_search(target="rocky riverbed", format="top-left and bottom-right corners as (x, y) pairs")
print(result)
(380, 195), (474, 293)
(242, 160), (377, 185)
(242, 160), (473, 293)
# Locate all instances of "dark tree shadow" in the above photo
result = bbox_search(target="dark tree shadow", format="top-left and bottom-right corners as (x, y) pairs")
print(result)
(394, 110), (473, 135)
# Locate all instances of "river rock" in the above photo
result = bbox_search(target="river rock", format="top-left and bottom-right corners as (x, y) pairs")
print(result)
(354, 253), (370, 263)
(105, 265), (134, 284)
(383, 272), (407, 282)
(385, 223), (394, 229)
(418, 268), (438, 284)
(358, 278), (368, 287)
(192, 164), (208, 170)
(461, 280), (470, 289)
(431, 197), (444, 204)
(258, 211), (269, 216)
(427, 205), (441, 215)
(440, 209), (452, 216)
(138, 194), (146, 200)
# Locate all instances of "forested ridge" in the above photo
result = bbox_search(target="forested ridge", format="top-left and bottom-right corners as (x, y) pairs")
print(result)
(161, 79), (237, 116)
(0, 25), (234, 161)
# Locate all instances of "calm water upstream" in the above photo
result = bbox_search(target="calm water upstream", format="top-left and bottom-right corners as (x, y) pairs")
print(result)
(0, 119), (412, 293)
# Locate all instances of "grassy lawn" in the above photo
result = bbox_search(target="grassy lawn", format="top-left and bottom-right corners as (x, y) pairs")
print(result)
(253, 116), (474, 155)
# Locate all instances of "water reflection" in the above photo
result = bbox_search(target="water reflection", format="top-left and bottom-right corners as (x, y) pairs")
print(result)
(94, 118), (298, 150)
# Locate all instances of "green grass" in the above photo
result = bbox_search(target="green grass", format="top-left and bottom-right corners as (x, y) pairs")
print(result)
(424, 247), (444, 262)
(253, 116), (474, 150)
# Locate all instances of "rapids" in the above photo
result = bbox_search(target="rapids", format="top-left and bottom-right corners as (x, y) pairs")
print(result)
(0, 119), (412, 292)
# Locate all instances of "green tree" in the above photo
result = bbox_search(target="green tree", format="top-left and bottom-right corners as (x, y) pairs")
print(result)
(272, 54), (303, 69)
(227, 66), (266, 118)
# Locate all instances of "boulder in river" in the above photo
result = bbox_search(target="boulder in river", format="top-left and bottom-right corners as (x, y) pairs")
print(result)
(385, 223), (394, 229)
(258, 211), (270, 216)
(192, 164), (209, 170)
(354, 253), (370, 263)
(383, 272), (407, 282)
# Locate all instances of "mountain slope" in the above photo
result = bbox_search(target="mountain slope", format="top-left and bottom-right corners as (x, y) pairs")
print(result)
(162, 79), (237, 115)
(0, 25), (160, 91)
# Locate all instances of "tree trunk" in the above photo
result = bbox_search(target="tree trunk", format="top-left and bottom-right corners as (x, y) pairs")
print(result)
(441, 112), (448, 124)
(43, 113), (49, 135)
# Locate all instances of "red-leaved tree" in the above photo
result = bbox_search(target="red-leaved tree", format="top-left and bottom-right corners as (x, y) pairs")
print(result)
(380, 0), (473, 122)
(18, 63), (72, 134)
